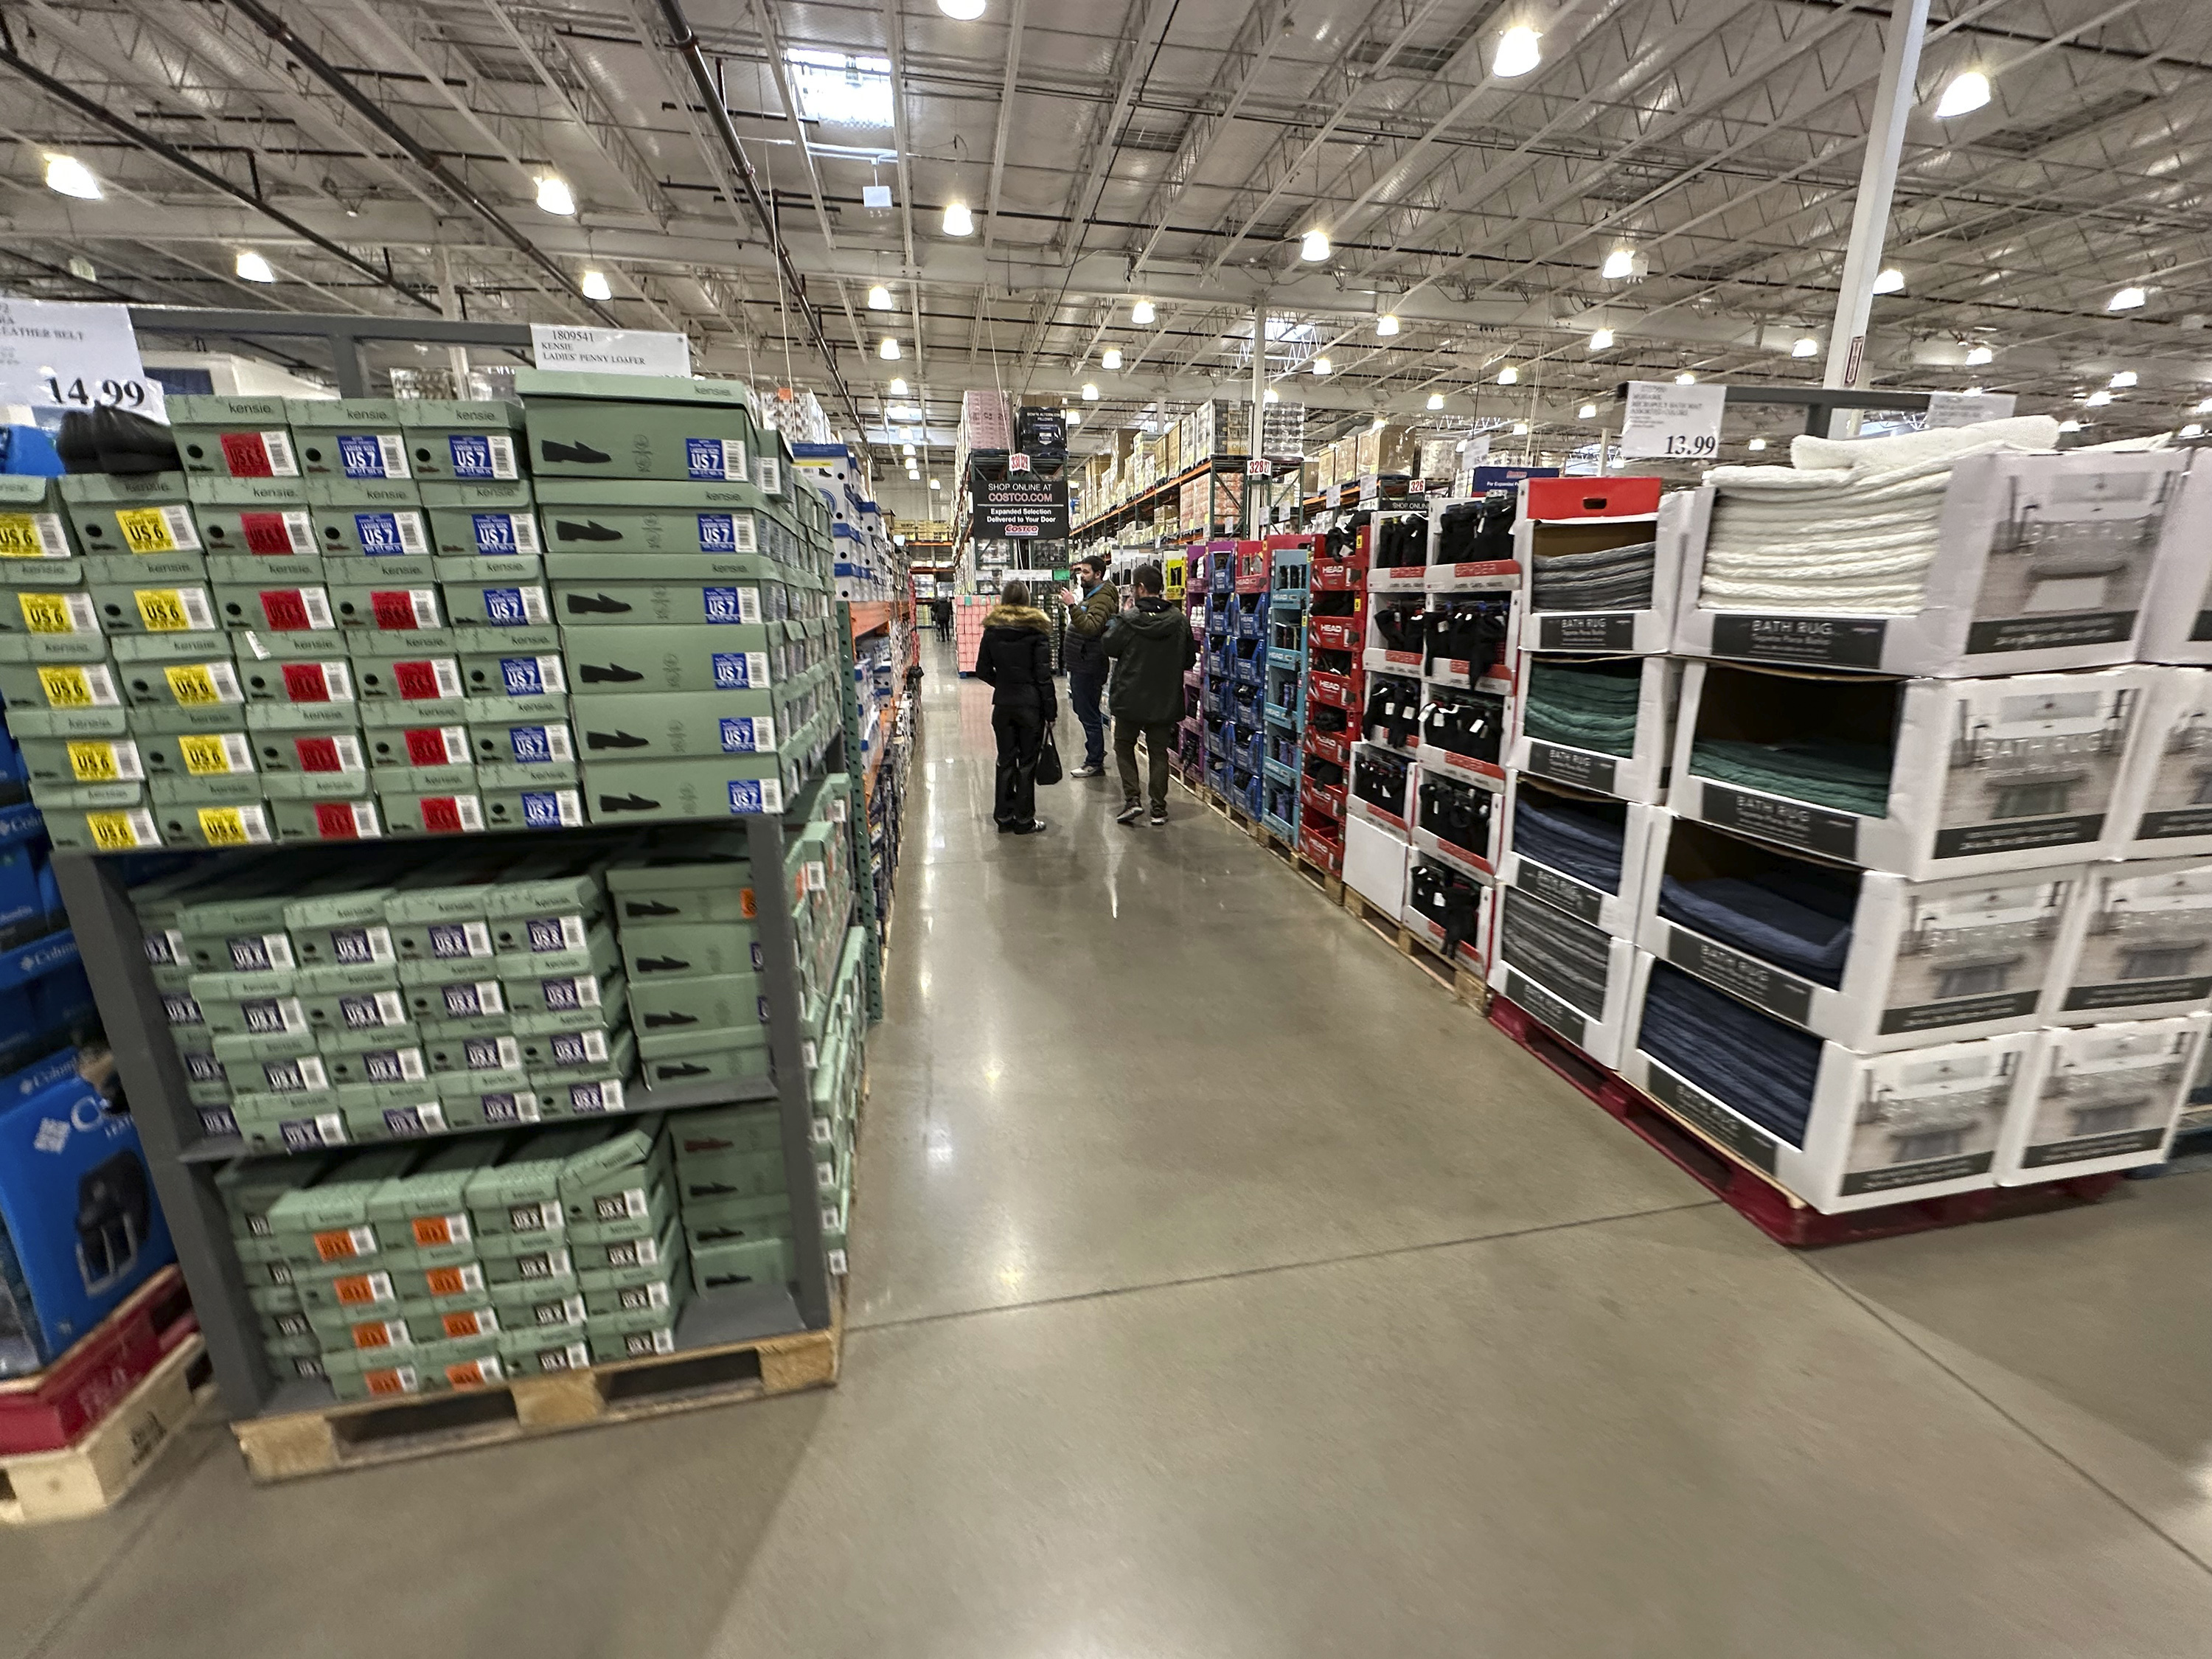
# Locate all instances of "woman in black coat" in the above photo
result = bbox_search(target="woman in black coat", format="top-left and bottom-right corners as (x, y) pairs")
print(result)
(972, 580), (1058, 835)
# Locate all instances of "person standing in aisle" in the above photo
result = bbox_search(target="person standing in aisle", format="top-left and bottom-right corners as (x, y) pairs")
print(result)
(933, 595), (953, 641)
(1103, 562), (1197, 827)
(1060, 554), (1118, 779)
(973, 579), (1057, 835)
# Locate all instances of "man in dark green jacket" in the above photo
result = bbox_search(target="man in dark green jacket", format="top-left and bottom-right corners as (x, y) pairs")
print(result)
(1058, 554), (1117, 777)
(1102, 562), (1197, 826)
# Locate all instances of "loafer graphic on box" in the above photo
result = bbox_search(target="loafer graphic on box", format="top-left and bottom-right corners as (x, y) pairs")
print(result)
(578, 663), (644, 684)
(586, 730), (651, 751)
(563, 592), (630, 616)
(549, 518), (622, 543)
(540, 440), (611, 466)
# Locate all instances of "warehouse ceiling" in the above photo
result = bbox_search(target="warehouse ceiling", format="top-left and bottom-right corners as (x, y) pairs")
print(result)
(4, 0), (2212, 501)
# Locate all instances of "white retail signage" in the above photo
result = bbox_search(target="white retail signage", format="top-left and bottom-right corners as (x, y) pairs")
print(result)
(0, 299), (164, 420)
(529, 324), (692, 378)
(1618, 379), (1725, 460)
(1923, 390), (2018, 428)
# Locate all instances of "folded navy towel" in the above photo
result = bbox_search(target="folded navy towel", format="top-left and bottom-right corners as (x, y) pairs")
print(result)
(1638, 962), (1822, 1146)
(1657, 866), (1857, 988)
(1511, 793), (1627, 893)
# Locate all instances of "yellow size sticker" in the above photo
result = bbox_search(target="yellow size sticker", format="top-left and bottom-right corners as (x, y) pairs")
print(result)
(114, 507), (181, 554)
(178, 733), (246, 776)
(85, 810), (150, 852)
(133, 588), (212, 632)
(66, 741), (120, 782)
(197, 807), (264, 846)
(18, 592), (88, 633)
(163, 664), (232, 706)
(0, 512), (66, 559)
(37, 664), (112, 707)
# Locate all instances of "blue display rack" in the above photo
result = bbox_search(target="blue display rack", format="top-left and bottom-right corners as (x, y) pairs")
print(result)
(1260, 543), (1310, 841)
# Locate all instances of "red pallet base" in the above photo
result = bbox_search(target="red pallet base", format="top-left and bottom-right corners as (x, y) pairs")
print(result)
(1486, 998), (2121, 1248)
(0, 1266), (196, 1455)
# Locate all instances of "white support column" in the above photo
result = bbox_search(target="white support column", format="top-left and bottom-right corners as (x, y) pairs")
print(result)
(1251, 298), (1267, 437)
(1823, 0), (1931, 397)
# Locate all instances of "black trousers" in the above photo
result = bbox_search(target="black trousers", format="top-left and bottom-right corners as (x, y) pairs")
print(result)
(992, 706), (1043, 828)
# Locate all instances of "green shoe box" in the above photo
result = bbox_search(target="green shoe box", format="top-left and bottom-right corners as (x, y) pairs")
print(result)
(284, 898), (397, 970)
(442, 577), (549, 629)
(320, 1038), (428, 1088)
(465, 1123), (610, 1229)
(0, 613), (105, 657)
(130, 723), (257, 784)
(692, 1235), (792, 1295)
(400, 937), (501, 987)
(570, 689), (793, 760)
(573, 1214), (681, 1284)
(397, 400), (523, 483)
(305, 474), (424, 554)
(329, 581), (444, 632)
(185, 473), (316, 557)
(385, 860), (603, 925)
(476, 759), (579, 790)
(629, 971), (767, 1038)
(482, 785), (585, 832)
(586, 1320), (678, 1363)
(551, 577), (784, 630)
(672, 1105), (782, 1159)
(335, 1081), (458, 1144)
(489, 1279), (587, 1332)
(246, 1282), (305, 1319)
(488, 919), (611, 978)
(347, 631), (462, 700)
(285, 397), (411, 481)
(619, 920), (762, 983)
(521, 1023), (623, 1073)
(673, 1144), (786, 1203)
(167, 396), (296, 478)
(299, 981), (410, 1037)
(86, 577), (216, 638)
(437, 1079), (546, 1133)
(515, 369), (754, 481)
(558, 1119), (667, 1203)
(458, 630), (566, 698)
(267, 796), (383, 844)
(560, 622), (793, 695)
(104, 644), (243, 712)
(59, 473), (204, 557)
(32, 781), (146, 815)
(581, 754), (786, 821)
(537, 1069), (630, 1120)
(462, 700), (573, 768)
(511, 992), (628, 1039)
(232, 631), (355, 701)
(479, 1241), (575, 1287)
(682, 1192), (790, 1254)
(0, 476), (76, 561)
(422, 480), (538, 555)
(533, 478), (773, 554)
(378, 786), (492, 838)
(366, 1136), (504, 1256)
(606, 852), (757, 927)
(498, 1331), (592, 1375)
(566, 1181), (671, 1249)
(16, 734), (139, 789)
(503, 947), (620, 1012)
(639, 1043), (771, 1091)
(211, 576), (335, 633)
(148, 771), (263, 808)
(407, 975), (508, 1023)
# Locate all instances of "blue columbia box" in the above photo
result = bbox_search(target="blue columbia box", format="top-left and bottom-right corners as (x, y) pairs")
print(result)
(0, 1071), (175, 1374)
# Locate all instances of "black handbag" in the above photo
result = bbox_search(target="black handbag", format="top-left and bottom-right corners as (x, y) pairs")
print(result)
(1034, 722), (1063, 785)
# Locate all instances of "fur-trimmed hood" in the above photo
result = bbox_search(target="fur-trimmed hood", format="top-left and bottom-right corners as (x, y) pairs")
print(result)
(982, 603), (1052, 632)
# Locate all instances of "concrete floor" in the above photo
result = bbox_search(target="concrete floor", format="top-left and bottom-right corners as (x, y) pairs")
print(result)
(8, 644), (2212, 1657)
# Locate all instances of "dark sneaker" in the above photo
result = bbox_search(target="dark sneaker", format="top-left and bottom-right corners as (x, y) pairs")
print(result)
(1116, 802), (1144, 825)
(1149, 806), (1168, 827)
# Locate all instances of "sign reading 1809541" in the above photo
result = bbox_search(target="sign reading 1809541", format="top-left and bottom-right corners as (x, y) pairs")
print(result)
(971, 476), (1069, 540)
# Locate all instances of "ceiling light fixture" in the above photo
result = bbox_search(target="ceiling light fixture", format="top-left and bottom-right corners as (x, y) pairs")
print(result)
(1512, 420), (1531, 435)
(2196, 397), (2212, 414)
(2183, 424), (2206, 439)
(929, 477), (943, 490)
(888, 378), (908, 396)
(1101, 347), (1122, 370)
(1426, 393), (1444, 410)
(1493, 24), (1542, 77)
(1964, 344), (1994, 366)
(879, 338), (900, 360)
(1674, 371), (1697, 385)
(1130, 299), (1156, 325)
(234, 250), (276, 284)
(887, 404), (922, 422)
(43, 154), (100, 200)
(1748, 437), (1768, 451)
(1792, 336), (1820, 358)
(942, 201), (974, 236)
(1067, 410), (1081, 425)
(867, 284), (894, 310)
(1376, 313), (1400, 337)
(2085, 389), (2114, 406)
(1964, 386), (1984, 396)
(1081, 383), (1099, 400)
(938, 0), (985, 16)
(1589, 327), (1614, 350)
(2110, 285), (2147, 310)
(1578, 403), (1597, 419)
(1311, 356), (1332, 376)
(1600, 248), (1636, 281)
(1871, 267), (1905, 294)
(1299, 229), (1330, 262)
(1263, 387), (1280, 403)
(1934, 69), (1991, 119)
(2059, 419), (2084, 432)
(1496, 365), (1517, 384)
(2110, 369), (2138, 388)
(580, 270), (612, 301)
(535, 175), (576, 216)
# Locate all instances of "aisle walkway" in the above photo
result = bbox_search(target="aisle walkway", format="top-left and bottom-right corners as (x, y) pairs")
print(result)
(7, 642), (2212, 1658)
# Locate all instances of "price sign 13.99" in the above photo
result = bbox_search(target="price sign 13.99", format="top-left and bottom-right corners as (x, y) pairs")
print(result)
(1618, 379), (1725, 462)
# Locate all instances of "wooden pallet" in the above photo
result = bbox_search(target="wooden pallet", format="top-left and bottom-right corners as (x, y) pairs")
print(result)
(232, 1304), (841, 1484)
(0, 1265), (195, 1455)
(1, 1338), (212, 1525)
(1259, 827), (1344, 900)
(1339, 888), (1486, 1006)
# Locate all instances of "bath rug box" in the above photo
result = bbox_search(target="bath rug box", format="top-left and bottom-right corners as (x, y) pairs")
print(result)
(1495, 772), (1665, 939)
(1516, 476), (1680, 655)
(1507, 652), (1680, 806)
(1997, 1013), (2206, 1181)
(1492, 883), (1638, 1067)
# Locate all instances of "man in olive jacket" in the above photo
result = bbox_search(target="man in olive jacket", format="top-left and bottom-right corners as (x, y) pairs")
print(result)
(1102, 562), (1197, 826)
(1059, 554), (1117, 777)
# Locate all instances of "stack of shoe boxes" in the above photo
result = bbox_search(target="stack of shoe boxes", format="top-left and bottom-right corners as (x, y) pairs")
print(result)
(1485, 445), (2212, 1211)
(12, 394), (577, 849)
(1489, 478), (1672, 1046)
(519, 370), (840, 826)
(135, 850), (630, 1152)
(215, 1118), (686, 1396)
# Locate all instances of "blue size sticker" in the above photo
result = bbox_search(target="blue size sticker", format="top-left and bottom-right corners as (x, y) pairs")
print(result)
(482, 587), (530, 625)
(337, 433), (394, 478)
(509, 726), (554, 763)
(481, 1092), (527, 1124)
(526, 917), (568, 952)
(443, 984), (485, 1015)
(447, 434), (516, 479)
(200, 1105), (240, 1138)
(184, 1051), (224, 1083)
(364, 1051), (407, 1082)
(711, 650), (766, 689)
(543, 978), (582, 1012)
(701, 585), (756, 624)
(521, 790), (570, 828)
(501, 656), (548, 695)
(470, 512), (518, 552)
(279, 1119), (327, 1151)
(428, 923), (481, 959)
(551, 1032), (587, 1065)
(726, 779), (776, 814)
(464, 1037), (504, 1070)
(352, 511), (417, 554)
(384, 1106), (433, 1137)
(717, 715), (773, 754)
(684, 438), (742, 481)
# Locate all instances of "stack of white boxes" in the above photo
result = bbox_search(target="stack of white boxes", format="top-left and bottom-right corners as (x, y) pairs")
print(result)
(1492, 446), (2212, 1211)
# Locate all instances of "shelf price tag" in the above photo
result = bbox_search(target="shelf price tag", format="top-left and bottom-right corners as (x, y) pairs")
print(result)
(1618, 380), (1725, 460)
(0, 299), (164, 419)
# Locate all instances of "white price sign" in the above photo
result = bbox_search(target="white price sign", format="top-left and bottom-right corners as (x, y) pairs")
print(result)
(529, 325), (692, 378)
(1923, 390), (2017, 429)
(0, 300), (163, 419)
(1618, 380), (1725, 460)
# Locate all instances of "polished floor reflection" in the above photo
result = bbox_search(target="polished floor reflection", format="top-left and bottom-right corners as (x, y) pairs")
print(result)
(8, 641), (2212, 1658)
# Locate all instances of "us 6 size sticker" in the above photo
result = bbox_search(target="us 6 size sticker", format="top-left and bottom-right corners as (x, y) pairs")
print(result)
(19, 591), (98, 634)
(163, 661), (244, 706)
(66, 739), (143, 783)
(38, 663), (119, 708)
(338, 432), (410, 480)
(179, 731), (255, 776)
(114, 504), (201, 554)
(470, 510), (538, 553)
(0, 512), (70, 558)
(684, 438), (748, 481)
(448, 434), (518, 481)
(198, 804), (271, 846)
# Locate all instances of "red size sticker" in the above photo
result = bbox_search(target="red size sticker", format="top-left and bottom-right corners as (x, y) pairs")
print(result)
(404, 728), (455, 766)
(220, 432), (273, 476)
(260, 590), (313, 630)
(314, 801), (366, 838)
(391, 660), (443, 700)
(295, 736), (345, 772)
(239, 512), (296, 555)
(282, 661), (332, 703)
(371, 590), (425, 629)
(420, 796), (465, 834)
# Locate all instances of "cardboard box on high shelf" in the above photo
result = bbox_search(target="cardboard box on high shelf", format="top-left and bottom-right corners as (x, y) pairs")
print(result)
(165, 395), (297, 479)
(394, 400), (524, 483)
(515, 370), (756, 484)
(1667, 660), (2156, 879)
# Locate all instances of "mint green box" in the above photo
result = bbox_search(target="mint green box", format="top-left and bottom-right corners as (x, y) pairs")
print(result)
(640, 1041), (771, 1091)
(571, 1213), (681, 1283)
(441, 577), (549, 629)
(366, 1136), (504, 1256)
(186, 473), (316, 557)
(581, 754), (785, 822)
(605, 846), (756, 926)
(517, 1023), (623, 1073)
(560, 623), (789, 693)
(257, 747), (373, 791)
(104, 644), (243, 711)
(396, 400), (524, 482)
(211, 576), (335, 633)
(628, 970), (767, 1035)
(145, 798), (274, 849)
(231, 627), (354, 701)
(59, 473), (204, 557)
(319, 1037), (427, 1088)
(532, 478), (771, 554)
(421, 480), (538, 556)
(15, 734), (142, 789)
(0, 611), (102, 655)
(305, 476), (428, 560)
(673, 1141), (786, 1203)
(378, 785), (490, 838)
(692, 1234), (792, 1294)
(468, 707), (574, 771)
(422, 1026), (521, 1076)
(167, 395), (296, 479)
(347, 631), (461, 700)
(266, 795), (383, 844)
(148, 771), (263, 808)
(87, 574), (217, 638)
(670, 1105), (780, 1159)
(490, 1281), (586, 1332)
(0, 476), (77, 563)
(551, 577), (783, 628)
(484, 917), (609, 978)
(285, 397), (411, 481)
(498, 1330), (592, 1374)
(328, 580), (443, 632)
(516, 369), (754, 481)
(360, 720), (473, 771)
(569, 689), (793, 760)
